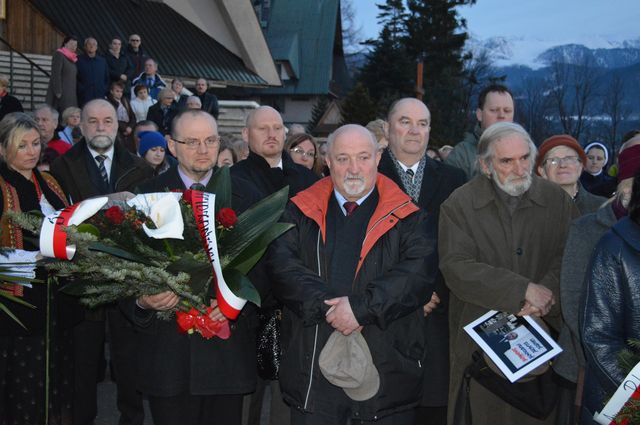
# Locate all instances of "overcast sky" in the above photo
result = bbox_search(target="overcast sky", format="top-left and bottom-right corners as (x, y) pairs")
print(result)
(353, 0), (640, 46)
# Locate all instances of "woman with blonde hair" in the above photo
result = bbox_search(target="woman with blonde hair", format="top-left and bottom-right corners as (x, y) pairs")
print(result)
(0, 112), (78, 424)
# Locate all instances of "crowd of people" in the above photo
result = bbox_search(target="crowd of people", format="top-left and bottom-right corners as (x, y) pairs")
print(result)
(0, 32), (638, 425)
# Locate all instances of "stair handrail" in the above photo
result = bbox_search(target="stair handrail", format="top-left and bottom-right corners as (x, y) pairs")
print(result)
(0, 35), (51, 78)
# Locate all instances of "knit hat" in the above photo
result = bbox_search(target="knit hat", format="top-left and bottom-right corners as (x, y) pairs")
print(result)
(138, 131), (167, 157)
(617, 144), (640, 181)
(535, 135), (586, 175)
(584, 141), (609, 165)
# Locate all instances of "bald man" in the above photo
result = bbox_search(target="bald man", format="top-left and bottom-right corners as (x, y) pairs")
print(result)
(232, 106), (318, 425)
(377, 98), (465, 424)
(232, 106), (318, 200)
(267, 124), (437, 424)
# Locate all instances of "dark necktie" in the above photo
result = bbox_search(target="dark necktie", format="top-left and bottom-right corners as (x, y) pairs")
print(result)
(343, 201), (358, 217)
(190, 182), (206, 191)
(406, 168), (415, 181)
(95, 155), (109, 184)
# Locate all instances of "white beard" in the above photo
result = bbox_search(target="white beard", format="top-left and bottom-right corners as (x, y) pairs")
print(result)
(491, 169), (532, 197)
(88, 135), (115, 151)
(343, 174), (365, 197)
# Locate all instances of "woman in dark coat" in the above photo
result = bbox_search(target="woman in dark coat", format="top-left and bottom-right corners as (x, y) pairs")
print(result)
(45, 35), (78, 113)
(580, 171), (640, 423)
(0, 112), (77, 424)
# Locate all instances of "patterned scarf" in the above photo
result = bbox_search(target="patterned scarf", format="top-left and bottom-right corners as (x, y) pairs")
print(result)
(388, 149), (426, 202)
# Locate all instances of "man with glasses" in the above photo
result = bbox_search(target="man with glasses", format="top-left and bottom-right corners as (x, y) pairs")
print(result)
(535, 135), (606, 215)
(126, 34), (149, 76)
(127, 109), (262, 425)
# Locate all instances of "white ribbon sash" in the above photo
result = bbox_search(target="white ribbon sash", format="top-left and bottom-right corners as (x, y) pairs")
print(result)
(189, 191), (246, 320)
(39, 197), (108, 260)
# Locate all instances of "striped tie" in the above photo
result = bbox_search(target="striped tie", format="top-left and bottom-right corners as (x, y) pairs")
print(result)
(406, 168), (415, 181)
(95, 155), (109, 185)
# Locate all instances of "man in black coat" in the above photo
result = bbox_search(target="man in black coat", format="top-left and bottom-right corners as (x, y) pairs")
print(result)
(232, 106), (318, 201)
(125, 109), (262, 425)
(50, 99), (153, 425)
(194, 78), (219, 119)
(267, 124), (437, 424)
(232, 105), (318, 425)
(377, 98), (465, 425)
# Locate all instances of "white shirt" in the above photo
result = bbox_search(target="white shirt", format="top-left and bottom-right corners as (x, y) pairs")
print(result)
(87, 145), (115, 181)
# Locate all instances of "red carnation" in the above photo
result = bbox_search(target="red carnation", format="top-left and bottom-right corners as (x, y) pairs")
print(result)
(216, 208), (237, 229)
(104, 206), (125, 225)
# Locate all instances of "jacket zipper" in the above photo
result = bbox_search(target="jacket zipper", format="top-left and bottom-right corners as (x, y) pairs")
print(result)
(352, 200), (411, 290)
(303, 229), (323, 410)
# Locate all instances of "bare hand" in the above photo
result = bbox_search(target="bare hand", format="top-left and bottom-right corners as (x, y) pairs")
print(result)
(324, 297), (360, 335)
(138, 291), (179, 311)
(124, 127), (132, 136)
(208, 299), (227, 322)
(517, 301), (543, 317)
(120, 74), (127, 81)
(524, 283), (555, 316)
(423, 292), (441, 317)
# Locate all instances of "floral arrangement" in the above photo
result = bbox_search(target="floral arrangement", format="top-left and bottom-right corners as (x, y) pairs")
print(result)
(9, 167), (292, 339)
(609, 339), (640, 425)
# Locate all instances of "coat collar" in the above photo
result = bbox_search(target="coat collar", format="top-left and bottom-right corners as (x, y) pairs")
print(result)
(471, 174), (549, 210)
(292, 173), (418, 243)
(612, 217), (640, 251)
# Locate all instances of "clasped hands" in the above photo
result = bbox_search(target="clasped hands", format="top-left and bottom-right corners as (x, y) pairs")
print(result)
(138, 292), (227, 322)
(325, 296), (361, 335)
(517, 282), (555, 317)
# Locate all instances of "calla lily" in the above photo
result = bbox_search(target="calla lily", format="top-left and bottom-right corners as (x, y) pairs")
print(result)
(142, 195), (185, 240)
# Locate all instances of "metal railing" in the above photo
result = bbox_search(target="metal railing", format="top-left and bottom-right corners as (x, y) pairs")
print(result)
(0, 35), (51, 110)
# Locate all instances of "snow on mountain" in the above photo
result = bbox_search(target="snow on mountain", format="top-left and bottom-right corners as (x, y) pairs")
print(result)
(465, 35), (640, 70)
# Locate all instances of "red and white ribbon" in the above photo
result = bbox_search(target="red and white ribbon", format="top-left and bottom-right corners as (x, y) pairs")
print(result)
(189, 191), (246, 320)
(39, 197), (108, 260)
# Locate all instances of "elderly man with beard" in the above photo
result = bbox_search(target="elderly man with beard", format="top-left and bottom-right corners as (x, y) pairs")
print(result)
(438, 122), (578, 424)
(50, 99), (153, 425)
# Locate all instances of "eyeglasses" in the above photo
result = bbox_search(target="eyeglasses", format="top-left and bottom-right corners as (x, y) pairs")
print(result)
(290, 147), (316, 159)
(544, 156), (581, 167)
(173, 136), (220, 150)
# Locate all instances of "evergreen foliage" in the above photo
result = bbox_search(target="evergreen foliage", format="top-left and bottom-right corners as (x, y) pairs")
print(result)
(307, 96), (329, 134)
(340, 83), (378, 125)
(355, 0), (477, 144)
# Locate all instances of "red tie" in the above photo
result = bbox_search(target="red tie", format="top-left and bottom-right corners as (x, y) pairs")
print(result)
(343, 201), (358, 217)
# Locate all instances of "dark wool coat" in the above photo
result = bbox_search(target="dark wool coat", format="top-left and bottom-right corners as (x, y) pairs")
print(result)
(50, 138), (153, 202)
(121, 165), (265, 396)
(378, 150), (465, 407)
(439, 175), (578, 424)
(46, 50), (77, 111)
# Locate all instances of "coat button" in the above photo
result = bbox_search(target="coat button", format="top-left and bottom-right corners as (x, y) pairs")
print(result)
(516, 248), (523, 255)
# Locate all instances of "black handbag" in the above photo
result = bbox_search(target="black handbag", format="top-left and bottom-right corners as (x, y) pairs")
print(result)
(256, 308), (282, 381)
(453, 351), (558, 424)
